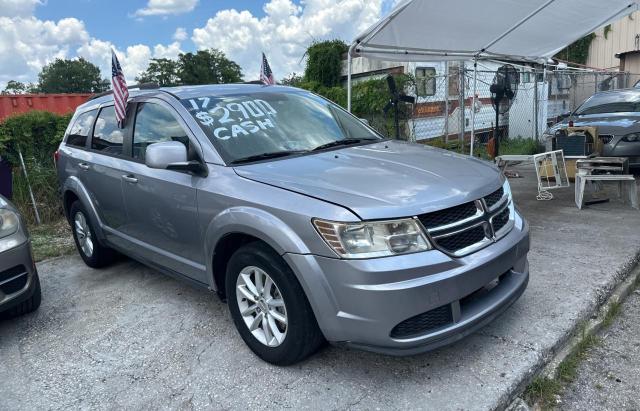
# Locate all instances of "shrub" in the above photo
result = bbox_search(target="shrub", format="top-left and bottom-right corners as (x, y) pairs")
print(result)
(0, 111), (71, 167)
(0, 111), (71, 224)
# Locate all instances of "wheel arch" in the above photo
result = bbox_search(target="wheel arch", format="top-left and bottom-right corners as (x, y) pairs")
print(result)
(61, 176), (107, 242)
(205, 207), (312, 297)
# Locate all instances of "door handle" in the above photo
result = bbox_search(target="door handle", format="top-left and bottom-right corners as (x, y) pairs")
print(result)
(78, 162), (90, 170)
(122, 175), (138, 184)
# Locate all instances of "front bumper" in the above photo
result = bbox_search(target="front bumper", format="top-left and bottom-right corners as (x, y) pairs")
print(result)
(0, 240), (38, 314)
(284, 214), (530, 355)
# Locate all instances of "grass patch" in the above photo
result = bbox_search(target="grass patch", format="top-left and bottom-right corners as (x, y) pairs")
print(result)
(421, 136), (544, 161)
(524, 376), (562, 409)
(602, 300), (622, 328)
(499, 137), (545, 156)
(524, 324), (600, 409)
(12, 165), (63, 225)
(29, 218), (75, 262)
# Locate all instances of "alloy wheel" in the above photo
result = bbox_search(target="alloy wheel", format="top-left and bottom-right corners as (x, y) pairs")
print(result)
(74, 211), (94, 258)
(235, 265), (288, 347)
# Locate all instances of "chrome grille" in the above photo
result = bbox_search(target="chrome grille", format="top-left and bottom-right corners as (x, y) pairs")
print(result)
(418, 201), (478, 229)
(436, 225), (487, 253)
(484, 187), (504, 209)
(418, 189), (514, 257)
(492, 207), (510, 233)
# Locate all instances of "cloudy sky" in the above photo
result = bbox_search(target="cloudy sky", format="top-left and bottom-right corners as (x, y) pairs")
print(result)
(0, 0), (399, 89)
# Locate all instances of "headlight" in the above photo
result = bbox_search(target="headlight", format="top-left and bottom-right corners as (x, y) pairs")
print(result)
(622, 133), (640, 142)
(313, 218), (431, 258)
(0, 208), (20, 239)
(503, 178), (513, 202)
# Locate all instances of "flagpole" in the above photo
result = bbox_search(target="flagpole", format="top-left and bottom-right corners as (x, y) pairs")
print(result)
(347, 42), (355, 112)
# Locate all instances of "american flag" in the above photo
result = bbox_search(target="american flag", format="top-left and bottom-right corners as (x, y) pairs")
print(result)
(260, 53), (275, 85)
(111, 49), (129, 128)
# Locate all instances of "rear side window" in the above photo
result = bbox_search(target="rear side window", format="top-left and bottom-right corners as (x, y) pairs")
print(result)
(91, 106), (125, 155)
(66, 110), (97, 147)
(133, 102), (190, 162)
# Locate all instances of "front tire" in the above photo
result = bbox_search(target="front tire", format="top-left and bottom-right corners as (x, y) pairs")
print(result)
(69, 201), (116, 268)
(226, 242), (324, 365)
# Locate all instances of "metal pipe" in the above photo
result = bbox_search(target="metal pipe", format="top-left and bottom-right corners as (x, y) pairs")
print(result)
(470, 60), (477, 156)
(18, 147), (40, 225)
(534, 68), (539, 141)
(347, 42), (356, 112)
(444, 61), (449, 144)
(479, 0), (556, 55)
(459, 62), (465, 152)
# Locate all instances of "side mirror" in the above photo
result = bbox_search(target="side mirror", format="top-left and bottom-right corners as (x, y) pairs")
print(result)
(145, 141), (187, 169)
(359, 118), (370, 126)
(145, 141), (206, 175)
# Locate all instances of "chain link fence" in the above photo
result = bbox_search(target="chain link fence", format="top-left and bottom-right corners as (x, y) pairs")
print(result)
(347, 59), (632, 154)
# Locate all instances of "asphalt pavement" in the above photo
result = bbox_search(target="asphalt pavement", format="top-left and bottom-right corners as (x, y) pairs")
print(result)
(1, 164), (640, 410)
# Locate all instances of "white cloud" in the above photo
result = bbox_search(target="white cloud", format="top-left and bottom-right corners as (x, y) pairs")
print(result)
(0, 0), (395, 90)
(0, 16), (89, 87)
(0, 13), (183, 89)
(0, 0), (42, 18)
(77, 40), (183, 84)
(173, 27), (188, 41)
(192, 0), (385, 81)
(134, 0), (198, 17)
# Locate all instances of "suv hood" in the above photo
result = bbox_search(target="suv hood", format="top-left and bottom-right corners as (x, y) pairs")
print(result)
(234, 140), (502, 220)
(547, 112), (640, 136)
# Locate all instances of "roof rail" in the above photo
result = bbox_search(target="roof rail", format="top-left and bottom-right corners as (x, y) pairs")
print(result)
(88, 82), (160, 101)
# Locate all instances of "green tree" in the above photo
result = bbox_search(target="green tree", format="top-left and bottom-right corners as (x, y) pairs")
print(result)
(2, 80), (27, 94)
(280, 72), (303, 87)
(37, 58), (108, 93)
(136, 58), (181, 86)
(304, 40), (348, 87)
(177, 49), (243, 85)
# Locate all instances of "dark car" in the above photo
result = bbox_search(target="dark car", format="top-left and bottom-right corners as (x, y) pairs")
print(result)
(544, 88), (640, 167)
(0, 195), (41, 318)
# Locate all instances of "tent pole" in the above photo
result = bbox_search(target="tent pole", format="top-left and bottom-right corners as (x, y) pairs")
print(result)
(470, 59), (478, 156)
(347, 43), (355, 113)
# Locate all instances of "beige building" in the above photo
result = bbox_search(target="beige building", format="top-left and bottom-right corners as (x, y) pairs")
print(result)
(587, 11), (640, 84)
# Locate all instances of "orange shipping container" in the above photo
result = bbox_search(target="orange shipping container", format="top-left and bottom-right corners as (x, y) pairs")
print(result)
(0, 93), (92, 121)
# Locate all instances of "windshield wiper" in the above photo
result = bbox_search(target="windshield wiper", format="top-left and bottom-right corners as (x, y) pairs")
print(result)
(230, 150), (308, 165)
(311, 138), (379, 152)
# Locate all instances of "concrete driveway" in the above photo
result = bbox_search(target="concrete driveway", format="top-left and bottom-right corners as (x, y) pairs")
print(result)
(2, 165), (640, 410)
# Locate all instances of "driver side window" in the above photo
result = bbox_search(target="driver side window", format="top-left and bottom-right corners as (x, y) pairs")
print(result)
(133, 102), (191, 162)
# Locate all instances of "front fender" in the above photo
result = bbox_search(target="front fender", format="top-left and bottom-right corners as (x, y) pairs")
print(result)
(62, 176), (107, 243)
(204, 206), (312, 286)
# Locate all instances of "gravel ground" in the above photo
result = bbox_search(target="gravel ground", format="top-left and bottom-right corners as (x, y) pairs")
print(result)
(560, 289), (640, 410)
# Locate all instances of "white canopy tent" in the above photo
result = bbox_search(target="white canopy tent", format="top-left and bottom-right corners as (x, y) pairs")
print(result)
(347, 0), (640, 154)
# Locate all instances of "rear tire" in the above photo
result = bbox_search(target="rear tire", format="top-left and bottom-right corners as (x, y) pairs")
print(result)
(69, 201), (117, 268)
(2, 272), (41, 319)
(226, 241), (325, 365)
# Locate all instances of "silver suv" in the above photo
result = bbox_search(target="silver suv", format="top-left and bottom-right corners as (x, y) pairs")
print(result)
(56, 84), (530, 365)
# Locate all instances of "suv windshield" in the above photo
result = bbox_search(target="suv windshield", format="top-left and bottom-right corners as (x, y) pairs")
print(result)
(180, 90), (382, 164)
